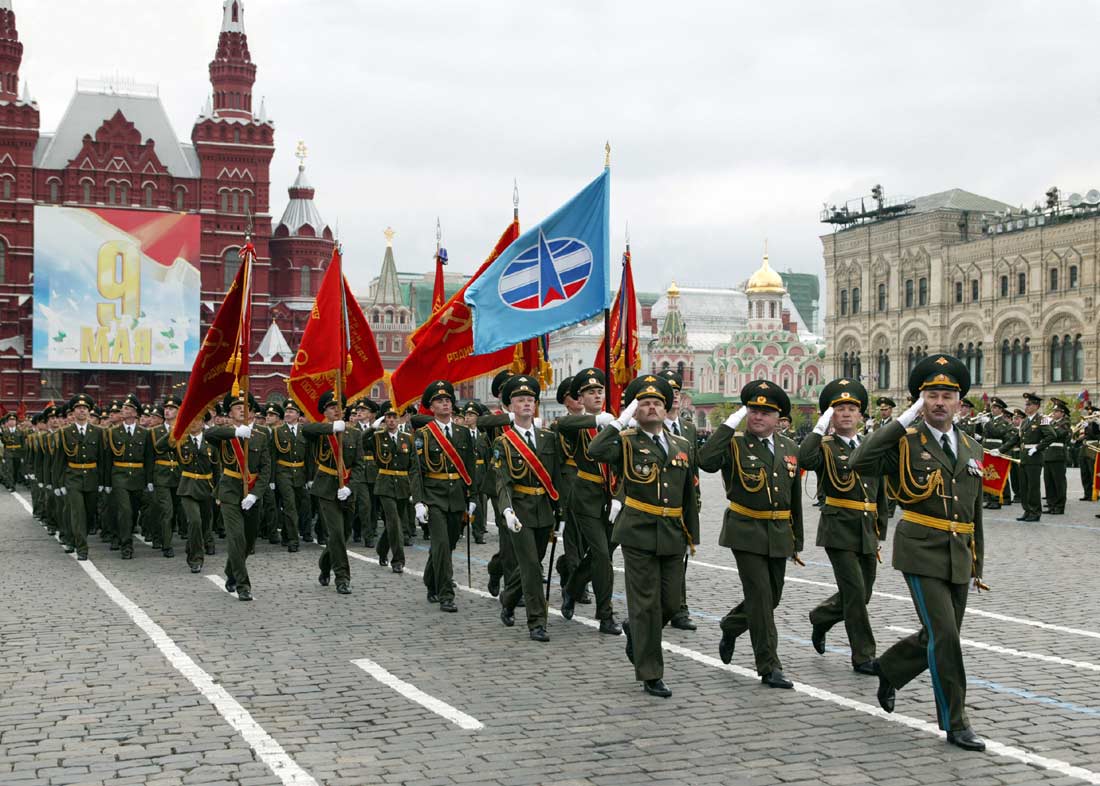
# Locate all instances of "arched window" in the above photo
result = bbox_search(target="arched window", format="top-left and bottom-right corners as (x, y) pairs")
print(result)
(1050, 268), (1059, 292)
(769, 301), (776, 318)
(755, 301), (763, 318)
(955, 281), (963, 304)
(230, 191), (239, 213)
(854, 352), (861, 380)
(392, 336), (403, 352)
(107, 183), (117, 204)
(1051, 336), (1063, 382)
(1000, 275), (1008, 297)
(175, 187), (186, 211)
(677, 360), (685, 379)
(144, 184), (155, 208)
(877, 349), (890, 390)
(1004, 338), (1032, 384)
(1018, 272), (1027, 295)
(1075, 336), (1085, 381)
(300, 265), (311, 297)
(905, 279), (914, 308)
(2, 177), (11, 200)
(242, 192), (250, 215)
(233, 128), (241, 144)
(975, 342), (984, 384)
(1012, 339), (1022, 382)
(877, 283), (886, 311)
(0, 239), (6, 284)
(223, 248), (241, 292)
(840, 290), (848, 316)
(119, 184), (128, 204)
(1062, 334), (1074, 383)
(852, 287), (860, 314)
(82, 181), (92, 203)
(918, 277), (928, 306)
(842, 351), (850, 377)
(48, 180), (60, 203)
(1001, 340), (1011, 384)
(971, 279), (979, 301)
(1070, 265), (1079, 289)
(220, 191), (229, 212)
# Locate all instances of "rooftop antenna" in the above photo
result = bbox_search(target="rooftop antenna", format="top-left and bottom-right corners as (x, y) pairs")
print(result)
(513, 178), (519, 221)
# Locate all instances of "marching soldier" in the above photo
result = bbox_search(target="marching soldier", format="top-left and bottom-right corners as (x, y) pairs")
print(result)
(352, 399), (379, 547)
(149, 395), (183, 557)
(862, 396), (896, 435)
(556, 368), (623, 635)
(588, 374), (698, 697)
(177, 413), (217, 573)
(1043, 398), (1071, 515)
(412, 380), (476, 613)
(106, 394), (150, 559)
(371, 401), (419, 573)
(698, 380), (803, 689)
(257, 402), (281, 545)
(304, 394), (362, 595)
(1009, 408), (1025, 503)
(552, 376), (583, 591)
(493, 375), (563, 642)
(849, 353), (988, 751)
(1076, 403), (1100, 500)
(52, 393), (104, 560)
(465, 401), (490, 545)
(482, 370), (519, 596)
(205, 392), (271, 601)
(799, 378), (887, 675)
(2, 411), (24, 490)
(981, 398), (1015, 508)
(272, 399), (309, 553)
(1016, 393), (1054, 522)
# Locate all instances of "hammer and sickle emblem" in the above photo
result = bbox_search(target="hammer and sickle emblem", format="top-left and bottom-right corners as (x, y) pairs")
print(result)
(439, 305), (473, 343)
(200, 327), (231, 369)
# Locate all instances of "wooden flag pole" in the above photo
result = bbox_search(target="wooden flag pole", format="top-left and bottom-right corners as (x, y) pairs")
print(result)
(334, 247), (347, 486)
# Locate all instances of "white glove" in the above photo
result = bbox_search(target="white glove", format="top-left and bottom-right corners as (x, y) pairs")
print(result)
(415, 502), (428, 523)
(372, 416), (385, 429)
(146, 483), (154, 493)
(555, 520), (565, 538)
(503, 508), (522, 532)
(61, 487), (67, 496)
(105, 486), (112, 494)
(332, 420), (346, 433)
(241, 493), (257, 510)
(614, 399), (639, 429)
(724, 406), (748, 430)
(269, 482), (276, 490)
(45, 484), (52, 491)
(989, 449), (1001, 457)
(235, 425), (252, 439)
(305, 481), (314, 491)
(53, 488), (61, 497)
(973, 434), (983, 442)
(467, 500), (477, 517)
(813, 407), (834, 436)
(97, 485), (104, 493)
(508, 411), (516, 422)
(627, 418), (638, 428)
(609, 498), (623, 523)
(1028, 446), (1038, 456)
(337, 486), (351, 501)
(898, 397), (925, 428)
(37, 482), (43, 489)
(26, 473), (34, 481)
(594, 411), (615, 428)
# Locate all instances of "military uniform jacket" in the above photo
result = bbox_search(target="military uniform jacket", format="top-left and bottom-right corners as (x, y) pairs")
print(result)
(372, 428), (419, 499)
(105, 424), (151, 490)
(475, 412), (512, 499)
(271, 423), (310, 489)
(669, 418), (702, 539)
(30, 430), (46, 483)
(556, 414), (613, 510)
(850, 420), (984, 584)
(148, 424), (181, 489)
(798, 432), (887, 555)
(1019, 415), (1055, 466)
(492, 426), (562, 530)
(698, 425), (804, 557)
(52, 423), (106, 492)
(349, 424), (372, 487)
(981, 415), (1016, 452)
(589, 426), (698, 556)
(205, 426), (272, 505)
(1043, 418), (1071, 464)
(2, 426), (24, 459)
(862, 415), (895, 436)
(410, 420), (475, 513)
(302, 423), (362, 501)
(469, 428), (491, 495)
(175, 433), (217, 502)
(551, 421), (577, 509)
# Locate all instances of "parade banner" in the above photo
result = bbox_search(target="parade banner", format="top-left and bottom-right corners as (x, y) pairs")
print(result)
(594, 247), (639, 415)
(981, 450), (1013, 499)
(32, 206), (201, 371)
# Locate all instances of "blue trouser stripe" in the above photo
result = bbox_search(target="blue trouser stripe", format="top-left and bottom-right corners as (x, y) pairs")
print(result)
(906, 574), (951, 731)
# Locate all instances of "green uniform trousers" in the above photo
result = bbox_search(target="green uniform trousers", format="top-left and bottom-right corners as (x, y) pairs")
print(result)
(1080, 455), (1093, 499)
(275, 478), (305, 548)
(223, 502), (260, 593)
(1019, 463), (1042, 517)
(64, 486), (97, 556)
(316, 497), (351, 584)
(809, 547), (877, 665)
(1043, 461), (1067, 512)
(422, 507), (463, 602)
(879, 574), (970, 732)
(181, 497), (206, 567)
(721, 550), (787, 676)
(154, 486), (182, 550)
(623, 545), (685, 682)
(500, 526), (551, 630)
(375, 496), (406, 567)
(486, 499), (516, 584)
(113, 487), (143, 553)
(564, 511), (616, 621)
(55, 492), (72, 548)
(554, 507), (582, 588)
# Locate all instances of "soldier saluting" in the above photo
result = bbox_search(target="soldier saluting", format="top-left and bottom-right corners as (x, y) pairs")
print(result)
(799, 378), (887, 675)
(699, 380), (803, 689)
(849, 353), (988, 752)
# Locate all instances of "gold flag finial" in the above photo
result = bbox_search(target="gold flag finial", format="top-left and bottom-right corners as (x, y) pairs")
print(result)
(604, 140), (611, 169)
(295, 140), (308, 166)
(384, 226), (395, 247)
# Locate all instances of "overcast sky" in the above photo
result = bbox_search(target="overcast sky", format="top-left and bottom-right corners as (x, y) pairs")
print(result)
(19, 0), (1100, 294)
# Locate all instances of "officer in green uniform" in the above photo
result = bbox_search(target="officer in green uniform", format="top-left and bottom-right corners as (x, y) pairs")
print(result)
(799, 378), (887, 674)
(304, 392), (361, 595)
(176, 412), (217, 573)
(27, 414), (43, 520)
(493, 375), (563, 642)
(255, 402), (280, 545)
(1075, 403), (1100, 500)
(352, 399), (379, 547)
(589, 374), (698, 698)
(849, 353), (988, 751)
(556, 368), (623, 635)
(2, 411), (24, 490)
(51, 393), (104, 560)
(105, 394), (150, 559)
(1043, 398), (1071, 515)
(656, 369), (701, 632)
(205, 391), (271, 600)
(271, 399), (309, 553)
(148, 396), (183, 557)
(464, 401), (491, 545)
(41, 407), (63, 537)
(411, 380), (476, 613)
(371, 401), (420, 573)
(482, 370), (519, 597)
(550, 376), (584, 591)
(981, 397), (1015, 508)
(1017, 392), (1055, 521)
(43, 405), (69, 547)
(699, 380), (803, 689)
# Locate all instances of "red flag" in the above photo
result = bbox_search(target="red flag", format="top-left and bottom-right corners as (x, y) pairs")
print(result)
(981, 450), (1013, 501)
(16, 402), (26, 421)
(432, 248), (447, 314)
(0, 403), (6, 418)
(594, 248), (639, 415)
(390, 220), (522, 411)
(172, 242), (255, 443)
(288, 248), (385, 422)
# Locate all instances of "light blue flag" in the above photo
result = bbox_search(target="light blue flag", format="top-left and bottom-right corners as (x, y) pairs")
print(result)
(465, 170), (610, 355)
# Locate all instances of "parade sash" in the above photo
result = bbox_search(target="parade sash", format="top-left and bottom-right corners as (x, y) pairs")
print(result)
(585, 427), (611, 486)
(327, 434), (350, 486)
(424, 421), (472, 485)
(503, 426), (559, 501)
(230, 438), (257, 492)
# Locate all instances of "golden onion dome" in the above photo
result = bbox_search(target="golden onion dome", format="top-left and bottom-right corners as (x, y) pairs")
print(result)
(745, 251), (786, 295)
(667, 280), (680, 297)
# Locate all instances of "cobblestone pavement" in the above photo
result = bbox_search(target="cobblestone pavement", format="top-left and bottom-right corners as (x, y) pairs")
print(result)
(3, 473), (1100, 786)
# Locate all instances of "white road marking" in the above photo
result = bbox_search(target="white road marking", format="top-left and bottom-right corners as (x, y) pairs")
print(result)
(351, 658), (483, 731)
(347, 546), (1100, 784)
(11, 493), (318, 786)
(887, 626), (1100, 672)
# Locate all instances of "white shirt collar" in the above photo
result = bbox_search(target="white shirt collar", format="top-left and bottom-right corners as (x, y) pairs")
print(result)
(924, 421), (958, 454)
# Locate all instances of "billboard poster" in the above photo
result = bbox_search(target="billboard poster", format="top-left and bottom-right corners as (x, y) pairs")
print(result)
(32, 206), (202, 372)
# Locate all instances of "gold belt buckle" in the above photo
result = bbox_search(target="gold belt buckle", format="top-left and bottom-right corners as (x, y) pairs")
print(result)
(949, 521), (958, 534)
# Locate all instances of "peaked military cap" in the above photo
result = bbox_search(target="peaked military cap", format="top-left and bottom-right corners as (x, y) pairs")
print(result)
(355, 398), (379, 413)
(120, 393), (142, 412)
(501, 375), (541, 405)
(556, 375), (575, 405)
(379, 400), (398, 417)
(990, 397), (1008, 409)
(318, 390), (345, 414)
(741, 379), (791, 418)
(265, 402), (284, 419)
(222, 391), (260, 413)
(624, 374), (673, 409)
(109, 400), (122, 414)
(876, 396), (896, 408)
(1012, 408), (1025, 417)
(1023, 392), (1042, 405)
(960, 397), (978, 410)
(819, 377), (868, 415)
(284, 399), (302, 414)
(69, 393), (96, 411)
(1051, 397), (1071, 415)
(148, 406), (165, 420)
(1, 411), (15, 422)
(570, 367), (606, 399)
(490, 370), (513, 400)
(343, 404), (356, 421)
(162, 393), (183, 409)
(657, 369), (683, 391)
(421, 380), (456, 409)
(908, 353), (970, 398)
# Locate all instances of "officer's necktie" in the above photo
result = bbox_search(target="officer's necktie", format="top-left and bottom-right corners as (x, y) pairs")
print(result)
(525, 430), (536, 451)
(445, 425), (451, 440)
(760, 437), (774, 462)
(652, 433), (667, 461)
(941, 434), (957, 467)
(193, 435), (200, 450)
(672, 421), (681, 437)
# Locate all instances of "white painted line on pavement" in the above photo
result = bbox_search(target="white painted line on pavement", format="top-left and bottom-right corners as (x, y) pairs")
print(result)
(351, 658), (483, 731)
(346, 546), (1100, 784)
(887, 626), (1100, 672)
(11, 493), (319, 786)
